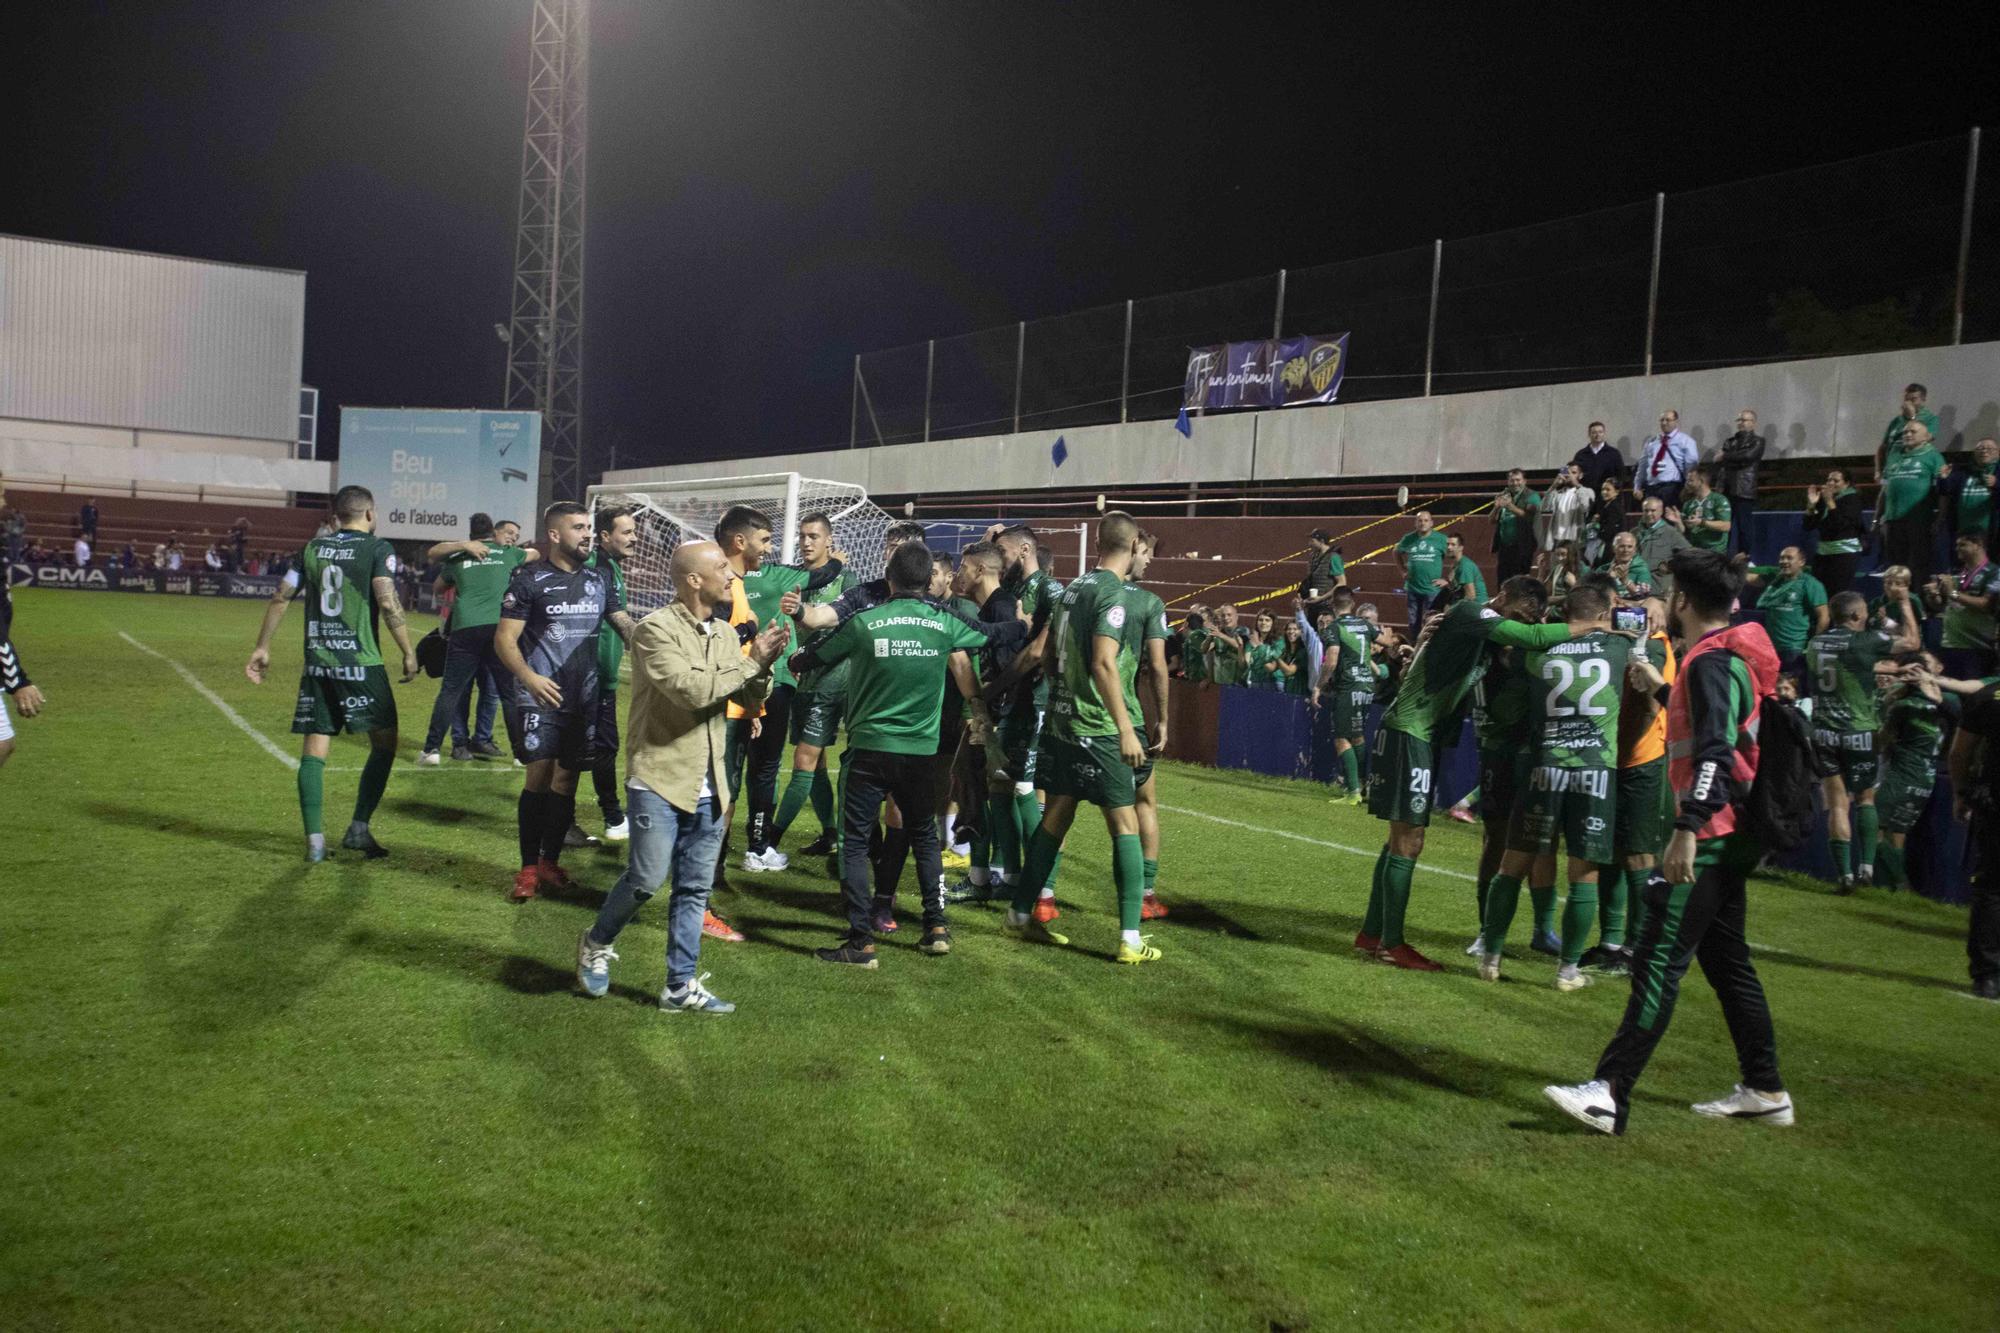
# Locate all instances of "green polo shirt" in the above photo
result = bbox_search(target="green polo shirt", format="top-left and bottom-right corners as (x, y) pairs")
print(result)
(1684, 492), (1731, 552)
(1882, 407), (1941, 457)
(1881, 444), (1944, 522)
(1448, 554), (1487, 603)
(1957, 462), (1999, 536)
(1943, 562), (2000, 651)
(1495, 489), (1540, 547)
(1755, 570), (1830, 655)
(806, 596), (989, 753)
(1397, 530), (1449, 597)
(443, 544), (529, 630)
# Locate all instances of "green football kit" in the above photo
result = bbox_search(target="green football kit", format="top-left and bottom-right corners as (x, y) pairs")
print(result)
(1806, 625), (1895, 792)
(289, 529), (400, 736)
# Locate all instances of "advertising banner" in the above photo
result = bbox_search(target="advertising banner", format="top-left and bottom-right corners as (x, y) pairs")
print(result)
(8, 564), (287, 599)
(335, 408), (542, 541)
(1182, 333), (1348, 412)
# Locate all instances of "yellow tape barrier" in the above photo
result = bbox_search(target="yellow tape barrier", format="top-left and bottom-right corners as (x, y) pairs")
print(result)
(1226, 499), (1499, 610)
(1164, 500), (1448, 608)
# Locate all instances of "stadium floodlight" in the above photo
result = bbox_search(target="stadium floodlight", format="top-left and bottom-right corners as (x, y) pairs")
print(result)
(586, 472), (893, 616)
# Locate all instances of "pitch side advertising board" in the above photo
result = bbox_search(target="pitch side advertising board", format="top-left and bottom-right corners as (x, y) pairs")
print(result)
(336, 408), (541, 542)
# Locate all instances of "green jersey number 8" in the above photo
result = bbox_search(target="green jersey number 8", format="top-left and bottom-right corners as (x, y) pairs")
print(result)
(319, 563), (344, 618)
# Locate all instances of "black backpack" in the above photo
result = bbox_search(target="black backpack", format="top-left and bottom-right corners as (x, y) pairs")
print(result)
(1742, 694), (1816, 852)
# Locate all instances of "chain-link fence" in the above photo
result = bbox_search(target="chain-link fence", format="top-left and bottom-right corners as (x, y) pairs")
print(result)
(851, 132), (1990, 448)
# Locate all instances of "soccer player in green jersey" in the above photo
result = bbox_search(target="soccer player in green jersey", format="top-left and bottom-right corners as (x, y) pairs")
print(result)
(419, 513), (538, 765)
(574, 506), (638, 842)
(1807, 591), (1917, 889)
(765, 512), (855, 863)
(729, 508), (847, 872)
(1474, 582), (1635, 990)
(1461, 601), (1537, 950)
(981, 524), (1066, 920)
(1874, 655), (1975, 891)
(245, 485), (419, 862)
(788, 542), (991, 966)
(1125, 531), (1174, 920)
(1003, 512), (1163, 962)
(1314, 588), (1378, 802)
(1359, 575), (1597, 971)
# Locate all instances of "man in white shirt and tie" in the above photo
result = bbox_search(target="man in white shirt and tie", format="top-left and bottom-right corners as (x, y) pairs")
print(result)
(1636, 409), (1699, 510)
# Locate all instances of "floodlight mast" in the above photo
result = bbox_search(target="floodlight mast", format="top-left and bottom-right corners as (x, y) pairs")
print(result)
(506, 0), (589, 515)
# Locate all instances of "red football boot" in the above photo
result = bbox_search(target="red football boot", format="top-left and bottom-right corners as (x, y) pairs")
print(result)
(1353, 931), (1381, 954)
(1031, 897), (1062, 924)
(702, 910), (745, 943)
(1140, 893), (1169, 921)
(536, 858), (573, 891)
(1379, 943), (1443, 972)
(510, 866), (540, 902)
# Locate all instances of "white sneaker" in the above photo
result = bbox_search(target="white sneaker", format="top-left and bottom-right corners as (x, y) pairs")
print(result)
(660, 971), (735, 1014)
(1478, 952), (1503, 982)
(1691, 1084), (1794, 1126)
(576, 929), (617, 998)
(1543, 1079), (1619, 1135)
(1465, 935), (1485, 957)
(417, 750), (441, 767)
(602, 818), (629, 843)
(741, 847), (788, 873)
(1554, 963), (1592, 992)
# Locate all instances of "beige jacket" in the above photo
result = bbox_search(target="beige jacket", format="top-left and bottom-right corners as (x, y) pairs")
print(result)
(625, 601), (772, 812)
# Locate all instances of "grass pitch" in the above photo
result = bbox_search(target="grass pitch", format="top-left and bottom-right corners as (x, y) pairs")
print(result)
(3, 589), (1997, 1330)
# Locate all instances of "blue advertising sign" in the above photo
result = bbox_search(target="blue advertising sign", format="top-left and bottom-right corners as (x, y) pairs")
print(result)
(335, 408), (542, 541)
(1182, 333), (1348, 412)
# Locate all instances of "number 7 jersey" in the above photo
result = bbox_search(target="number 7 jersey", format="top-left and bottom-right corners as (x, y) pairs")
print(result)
(1526, 630), (1631, 769)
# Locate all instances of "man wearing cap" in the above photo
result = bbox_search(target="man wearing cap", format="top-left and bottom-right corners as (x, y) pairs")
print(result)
(1300, 530), (1348, 618)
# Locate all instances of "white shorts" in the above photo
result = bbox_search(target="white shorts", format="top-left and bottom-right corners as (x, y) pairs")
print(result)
(0, 692), (13, 743)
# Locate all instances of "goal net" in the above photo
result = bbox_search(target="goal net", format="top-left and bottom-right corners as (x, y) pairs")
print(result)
(585, 473), (895, 616)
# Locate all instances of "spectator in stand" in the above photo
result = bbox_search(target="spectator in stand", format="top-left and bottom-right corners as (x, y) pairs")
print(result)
(1803, 467), (1868, 596)
(1538, 464), (1593, 552)
(119, 544), (136, 571)
(1927, 531), (2000, 679)
(1675, 465), (1732, 553)
(1706, 409), (1766, 558)
(1571, 421), (1626, 496)
(165, 539), (184, 571)
(1634, 408), (1699, 508)
(204, 543), (225, 571)
(1209, 604), (1249, 685)
(1299, 529), (1347, 617)
(1278, 620), (1310, 696)
(72, 533), (91, 569)
(1938, 436), (2000, 548)
(1246, 613), (1283, 690)
(1878, 419), (1945, 580)
(1876, 382), (1942, 476)
(1599, 530), (1653, 600)
(1492, 468), (1541, 583)
(1870, 566), (1928, 643)
(77, 499), (98, 543)
(1395, 510), (1449, 633)
(1584, 476), (1629, 566)
(4, 508), (24, 564)
(1441, 533), (1486, 604)
(1176, 607), (1211, 684)
(1533, 542), (1583, 613)
(1743, 546), (1829, 679)
(230, 517), (252, 570)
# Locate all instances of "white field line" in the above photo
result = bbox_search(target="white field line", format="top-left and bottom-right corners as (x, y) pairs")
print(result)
(1158, 802), (1476, 882)
(118, 631), (512, 776)
(121, 631), (298, 771)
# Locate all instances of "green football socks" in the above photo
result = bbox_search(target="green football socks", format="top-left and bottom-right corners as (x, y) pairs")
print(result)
(1362, 849), (1387, 940)
(1143, 857), (1158, 896)
(298, 755), (326, 836)
(772, 767), (815, 842)
(1012, 826), (1061, 915)
(1854, 806), (1879, 879)
(351, 746), (393, 826)
(1600, 868), (1630, 949)
(1530, 885), (1557, 937)
(1876, 843), (1905, 890)
(1340, 747), (1360, 791)
(988, 794), (1020, 876)
(1560, 880), (1597, 965)
(1480, 872), (1524, 953)
(1830, 838), (1850, 879)
(1378, 854), (1417, 948)
(1112, 834), (1145, 931)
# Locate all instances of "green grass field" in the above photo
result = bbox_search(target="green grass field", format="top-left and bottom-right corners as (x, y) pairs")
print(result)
(4, 588), (1998, 1330)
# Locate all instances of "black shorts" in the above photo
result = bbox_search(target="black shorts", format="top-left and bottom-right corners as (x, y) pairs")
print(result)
(509, 702), (597, 769)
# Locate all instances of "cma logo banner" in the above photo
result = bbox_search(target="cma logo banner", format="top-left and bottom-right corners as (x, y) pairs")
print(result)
(9, 563), (110, 590)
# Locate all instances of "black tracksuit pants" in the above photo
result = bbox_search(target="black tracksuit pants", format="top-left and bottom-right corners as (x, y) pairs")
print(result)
(745, 684), (794, 852)
(839, 748), (945, 944)
(1594, 838), (1783, 1129)
(1969, 825), (2000, 986)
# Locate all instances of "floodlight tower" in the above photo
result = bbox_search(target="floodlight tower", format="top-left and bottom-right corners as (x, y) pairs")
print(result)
(506, 0), (589, 513)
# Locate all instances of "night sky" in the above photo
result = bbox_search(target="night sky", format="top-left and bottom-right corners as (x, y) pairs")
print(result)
(7, 1), (1998, 474)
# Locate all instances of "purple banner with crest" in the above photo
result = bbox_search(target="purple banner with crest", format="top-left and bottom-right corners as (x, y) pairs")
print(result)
(1182, 333), (1348, 411)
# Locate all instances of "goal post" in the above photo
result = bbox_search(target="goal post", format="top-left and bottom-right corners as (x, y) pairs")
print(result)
(585, 472), (895, 615)
(917, 518), (1091, 582)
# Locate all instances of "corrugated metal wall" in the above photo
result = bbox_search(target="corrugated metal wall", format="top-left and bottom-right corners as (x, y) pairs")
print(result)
(0, 234), (305, 443)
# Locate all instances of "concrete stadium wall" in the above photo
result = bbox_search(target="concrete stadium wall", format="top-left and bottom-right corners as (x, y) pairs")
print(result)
(608, 341), (2000, 497)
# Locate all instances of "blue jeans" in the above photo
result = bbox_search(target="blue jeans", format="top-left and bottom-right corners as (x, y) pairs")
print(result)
(1406, 590), (1438, 636)
(588, 785), (727, 986)
(451, 655), (503, 746)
